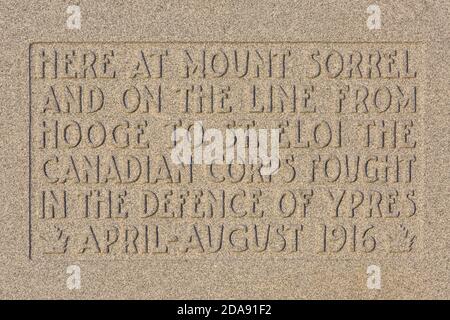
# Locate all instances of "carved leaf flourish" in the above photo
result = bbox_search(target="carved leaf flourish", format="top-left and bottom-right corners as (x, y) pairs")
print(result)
(388, 224), (416, 253)
(40, 225), (69, 254)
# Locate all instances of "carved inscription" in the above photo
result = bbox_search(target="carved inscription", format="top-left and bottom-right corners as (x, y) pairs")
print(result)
(30, 43), (423, 258)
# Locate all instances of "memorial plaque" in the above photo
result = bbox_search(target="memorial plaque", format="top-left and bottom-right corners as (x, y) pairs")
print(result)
(0, 0), (448, 299)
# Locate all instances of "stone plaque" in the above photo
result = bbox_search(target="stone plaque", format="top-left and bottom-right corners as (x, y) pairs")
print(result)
(0, 1), (448, 299)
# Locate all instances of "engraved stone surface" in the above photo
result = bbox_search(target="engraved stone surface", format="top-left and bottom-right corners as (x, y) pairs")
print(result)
(29, 42), (424, 259)
(0, 0), (448, 299)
